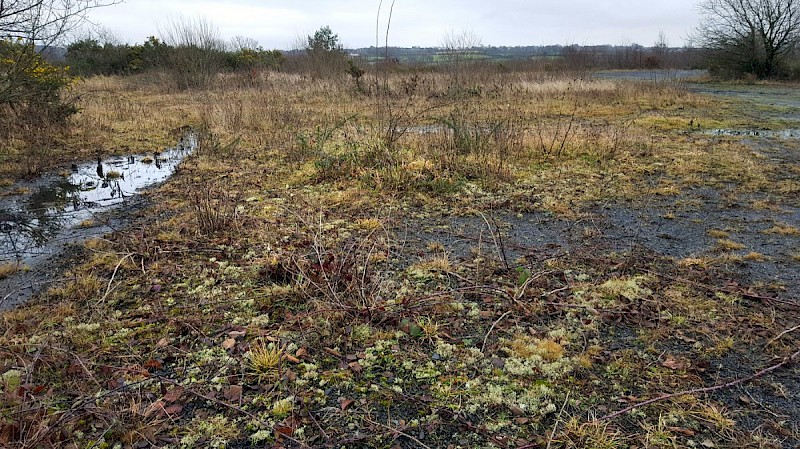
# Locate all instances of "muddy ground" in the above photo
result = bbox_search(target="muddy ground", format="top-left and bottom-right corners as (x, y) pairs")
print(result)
(0, 136), (195, 309)
(387, 77), (800, 447)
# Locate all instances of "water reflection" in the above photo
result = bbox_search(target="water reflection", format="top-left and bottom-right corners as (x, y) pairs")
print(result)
(0, 134), (196, 263)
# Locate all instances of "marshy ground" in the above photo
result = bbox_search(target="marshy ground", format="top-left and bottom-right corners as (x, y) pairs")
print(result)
(0, 69), (799, 448)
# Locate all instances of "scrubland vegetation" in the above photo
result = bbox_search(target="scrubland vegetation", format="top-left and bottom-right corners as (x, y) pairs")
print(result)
(2, 1), (800, 446)
(1, 58), (799, 448)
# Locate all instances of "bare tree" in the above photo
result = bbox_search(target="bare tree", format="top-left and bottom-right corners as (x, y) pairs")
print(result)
(440, 28), (482, 91)
(694, 0), (800, 78)
(231, 35), (260, 52)
(159, 16), (227, 89)
(0, 0), (119, 46)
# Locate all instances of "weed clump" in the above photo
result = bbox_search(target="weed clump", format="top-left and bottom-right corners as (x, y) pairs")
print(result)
(248, 341), (283, 382)
(0, 262), (25, 279)
(47, 273), (103, 302)
(763, 223), (800, 235)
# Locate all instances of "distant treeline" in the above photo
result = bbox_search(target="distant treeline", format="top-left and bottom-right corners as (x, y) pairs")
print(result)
(63, 36), (285, 76)
(63, 38), (705, 77)
(301, 44), (705, 71)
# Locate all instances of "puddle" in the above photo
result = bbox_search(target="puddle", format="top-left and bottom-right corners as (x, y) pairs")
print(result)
(408, 124), (447, 134)
(707, 128), (800, 139)
(1, 134), (196, 307)
(593, 69), (707, 82)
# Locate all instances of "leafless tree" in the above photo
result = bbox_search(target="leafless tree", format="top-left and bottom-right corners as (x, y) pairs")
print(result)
(0, 0), (119, 46)
(159, 16), (227, 89)
(694, 0), (800, 78)
(440, 28), (482, 91)
(231, 35), (260, 52)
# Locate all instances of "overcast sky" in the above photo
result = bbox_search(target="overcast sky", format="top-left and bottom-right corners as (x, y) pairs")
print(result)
(85, 0), (702, 49)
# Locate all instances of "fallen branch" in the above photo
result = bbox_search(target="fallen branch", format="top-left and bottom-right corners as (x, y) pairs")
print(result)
(597, 347), (800, 421)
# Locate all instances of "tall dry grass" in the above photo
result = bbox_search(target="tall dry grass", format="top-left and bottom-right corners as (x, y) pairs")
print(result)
(0, 64), (719, 194)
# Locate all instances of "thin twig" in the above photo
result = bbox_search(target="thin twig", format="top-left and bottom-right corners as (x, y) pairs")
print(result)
(481, 310), (512, 353)
(598, 347), (800, 421)
(477, 211), (509, 270)
(546, 391), (571, 449)
(98, 253), (133, 304)
(765, 324), (800, 347)
(514, 270), (557, 300)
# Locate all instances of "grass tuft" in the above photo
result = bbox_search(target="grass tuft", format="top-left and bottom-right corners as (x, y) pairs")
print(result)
(248, 341), (283, 382)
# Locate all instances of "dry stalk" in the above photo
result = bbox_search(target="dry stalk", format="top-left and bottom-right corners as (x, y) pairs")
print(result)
(481, 310), (512, 353)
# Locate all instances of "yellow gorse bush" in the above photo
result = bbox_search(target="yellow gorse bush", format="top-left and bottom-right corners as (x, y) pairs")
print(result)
(1, 38), (77, 133)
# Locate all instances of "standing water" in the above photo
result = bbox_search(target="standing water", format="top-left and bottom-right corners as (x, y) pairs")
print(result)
(0, 134), (197, 308)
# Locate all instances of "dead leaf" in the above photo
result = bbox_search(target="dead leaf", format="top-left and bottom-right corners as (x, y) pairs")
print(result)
(668, 426), (696, 436)
(163, 387), (183, 403)
(296, 347), (308, 358)
(340, 398), (355, 411)
(228, 330), (246, 338)
(348, 361), (363, 373)
(0, 424), (20, 444)
(701, 439), (716, 448)
(144, 400), (165, 418)
(66, 363), (83, 375)
(164, 403), (183, 415)
(285, 354), (300, 364)
(324, 347), (342, 357)
(275, 425), (294, 437)
(143, 359), (162, 370)
(662, 356), (689, 371)
(156, 338), (169, 348)
(222, 338), (236, 350)
(223, 385), (243, 402)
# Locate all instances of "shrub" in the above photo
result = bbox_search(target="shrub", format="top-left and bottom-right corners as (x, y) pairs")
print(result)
(0, 39), (77, 142)
(160, 16), (227, 89)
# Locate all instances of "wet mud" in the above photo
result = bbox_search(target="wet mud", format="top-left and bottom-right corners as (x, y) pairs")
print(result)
(0, 134), (196, 309)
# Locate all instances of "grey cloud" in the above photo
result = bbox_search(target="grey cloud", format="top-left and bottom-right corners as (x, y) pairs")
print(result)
(86, 0), (701, 48)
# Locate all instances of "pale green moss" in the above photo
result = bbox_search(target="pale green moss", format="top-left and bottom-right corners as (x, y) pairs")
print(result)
(272, 396), (294, 418)
(598, 275), (652, 301)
